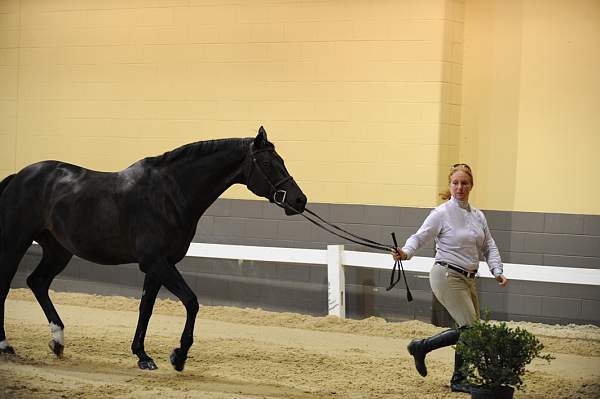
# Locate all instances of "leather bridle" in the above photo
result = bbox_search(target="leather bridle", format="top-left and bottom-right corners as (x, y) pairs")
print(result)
(247, 145), (294, 207)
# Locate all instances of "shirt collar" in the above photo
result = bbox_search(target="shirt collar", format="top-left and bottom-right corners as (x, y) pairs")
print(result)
(450, 196), (471, 212)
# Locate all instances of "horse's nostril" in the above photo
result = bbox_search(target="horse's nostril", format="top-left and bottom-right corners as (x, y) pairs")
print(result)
(295, 195), (307, 213)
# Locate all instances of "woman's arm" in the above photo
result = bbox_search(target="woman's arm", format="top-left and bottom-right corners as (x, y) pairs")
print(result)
(391, 209), (442, 261)
(479, 210), (508, 286)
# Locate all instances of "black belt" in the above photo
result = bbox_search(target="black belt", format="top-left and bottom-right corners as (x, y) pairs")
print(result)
(436, 261), (477, 279)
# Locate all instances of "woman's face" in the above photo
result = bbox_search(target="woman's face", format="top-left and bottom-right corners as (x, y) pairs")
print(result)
(450, 170), (472, 201)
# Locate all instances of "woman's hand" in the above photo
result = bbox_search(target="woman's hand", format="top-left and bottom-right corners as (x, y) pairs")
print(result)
(391, 248), (406, 261)
(495, 274), (508, 287)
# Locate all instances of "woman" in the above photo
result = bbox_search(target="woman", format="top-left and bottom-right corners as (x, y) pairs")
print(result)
(391, 163), (508, 393)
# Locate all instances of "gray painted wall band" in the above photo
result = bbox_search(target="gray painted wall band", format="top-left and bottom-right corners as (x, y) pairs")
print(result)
(12, 198), (600, 326)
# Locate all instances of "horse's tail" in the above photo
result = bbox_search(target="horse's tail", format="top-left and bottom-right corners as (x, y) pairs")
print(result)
(0, 174), (16, 230)
(0, 174), (15, 199)
(0, 174), (15, 247)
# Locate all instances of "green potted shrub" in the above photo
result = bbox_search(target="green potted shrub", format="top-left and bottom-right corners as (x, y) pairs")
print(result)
(456, 315), (553, 399)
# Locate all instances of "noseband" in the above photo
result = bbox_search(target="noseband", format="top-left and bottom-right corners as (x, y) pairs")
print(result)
(247, 145), (294, 207)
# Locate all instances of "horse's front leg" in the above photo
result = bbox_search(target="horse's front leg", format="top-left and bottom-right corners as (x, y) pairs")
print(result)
(131, 273), (161, 370)
(142, 259), (199, 372)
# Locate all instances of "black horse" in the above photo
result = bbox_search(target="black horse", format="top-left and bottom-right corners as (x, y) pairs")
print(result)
(0, 127), (306, 371)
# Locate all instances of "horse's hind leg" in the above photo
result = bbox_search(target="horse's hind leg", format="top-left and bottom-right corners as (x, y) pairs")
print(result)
(0, 261), (19, 354)
(131, 273), (161, 370)
(26, 231), (72, 357)
(0, 239), (32, 355)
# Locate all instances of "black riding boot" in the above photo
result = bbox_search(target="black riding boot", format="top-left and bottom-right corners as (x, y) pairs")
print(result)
(450, 351), (471, 393)
(407, 328), (459, 377)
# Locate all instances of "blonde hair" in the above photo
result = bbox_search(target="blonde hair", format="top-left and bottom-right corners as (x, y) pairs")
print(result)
(439, 164), (474, 200)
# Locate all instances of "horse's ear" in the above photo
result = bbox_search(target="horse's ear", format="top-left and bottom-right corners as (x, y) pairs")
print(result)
(255, 126), (267, 146)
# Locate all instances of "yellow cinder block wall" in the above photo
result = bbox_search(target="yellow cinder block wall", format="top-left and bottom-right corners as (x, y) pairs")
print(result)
(0, 0), (598, 215)
(0, 0), (459, 209)
(461, 0), (600, 215)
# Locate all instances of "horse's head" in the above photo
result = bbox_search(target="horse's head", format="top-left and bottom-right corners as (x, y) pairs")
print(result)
(245, 127), (307, 215)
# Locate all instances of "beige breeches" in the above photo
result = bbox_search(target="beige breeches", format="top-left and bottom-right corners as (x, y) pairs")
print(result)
(429, 263), (480, 327)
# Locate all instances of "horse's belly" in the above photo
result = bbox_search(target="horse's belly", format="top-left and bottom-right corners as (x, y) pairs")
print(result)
(76, 247), (135, 265)
(48, 226), (135, 265)
(64, 238), (135, 265)
(48, 190), (137, 264)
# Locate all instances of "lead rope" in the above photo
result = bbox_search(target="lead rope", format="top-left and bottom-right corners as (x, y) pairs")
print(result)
(304, 208), (390, 250)
(386, 232), (413, 302)
(276, 201), (413, 302)
(299, 206), (390, 251)
(248, 148), (411, 300)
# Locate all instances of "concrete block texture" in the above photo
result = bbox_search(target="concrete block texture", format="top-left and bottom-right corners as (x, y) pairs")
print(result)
(483, 210), (512, 231)
(277, 219), (313, 242)
(583, 215), (600, 236)
(502, 251), (543, 265)
(525, 233), (600, 258)
(364, 205), (401, 226)
(544, 214), (584, 234)
(508, 212), (546, 233)
(244, 218), (279, 239)
(557, 283), (600, 301)
(204, 199), (232, 217)
(330, 203), (367, 224)
(505, 294), (543, 317)
(488, 231), (526, 253)
(543, 254), (600, 269)
(581, 300), (600, 320)
(541, 297), (582, 319)
(479, 292), (506, 313)
(229, 199), (265, 219)
(345, 284), (430, 322)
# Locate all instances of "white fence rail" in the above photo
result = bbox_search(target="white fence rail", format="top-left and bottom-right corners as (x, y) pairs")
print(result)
(187, 243), (600, 318)
(32, 241), (600, 318)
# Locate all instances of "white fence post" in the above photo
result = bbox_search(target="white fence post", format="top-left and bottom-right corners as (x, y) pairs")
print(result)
(327, 245), (345, 318)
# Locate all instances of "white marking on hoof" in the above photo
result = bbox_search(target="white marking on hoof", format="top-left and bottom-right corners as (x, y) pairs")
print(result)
(0, 340), (9, 350)
(49, 322), (64, 346)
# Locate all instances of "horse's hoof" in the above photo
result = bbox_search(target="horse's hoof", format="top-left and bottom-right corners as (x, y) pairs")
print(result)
(169, 348), (186, 372)
(49, 340), (64, 357)
(138, 359), (158, 370)
(0, 346), (16, 355)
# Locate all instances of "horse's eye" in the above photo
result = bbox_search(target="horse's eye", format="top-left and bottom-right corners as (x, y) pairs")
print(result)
(262, 161), (270, 168)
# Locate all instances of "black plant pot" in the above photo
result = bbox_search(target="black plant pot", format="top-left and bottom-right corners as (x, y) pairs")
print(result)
(470, 385), (514, 399)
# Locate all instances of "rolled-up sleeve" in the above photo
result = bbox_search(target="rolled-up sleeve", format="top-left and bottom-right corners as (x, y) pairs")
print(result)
(478, 210), (503, 276)
(402, 209), (442, 259)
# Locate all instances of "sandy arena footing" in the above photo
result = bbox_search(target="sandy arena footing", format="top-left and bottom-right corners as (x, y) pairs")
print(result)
(1, 289), (599, 399)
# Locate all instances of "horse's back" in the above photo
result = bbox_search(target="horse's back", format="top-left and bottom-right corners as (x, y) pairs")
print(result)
(7, 160), (99, 189)
(0, 162), (77, 249)
(0, 161), (141, 263)
(2, 160), (111, 208)
(0, 160), (68, 215)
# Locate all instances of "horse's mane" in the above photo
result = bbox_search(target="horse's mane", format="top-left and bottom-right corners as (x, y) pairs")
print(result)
(143, 137), (253, 167)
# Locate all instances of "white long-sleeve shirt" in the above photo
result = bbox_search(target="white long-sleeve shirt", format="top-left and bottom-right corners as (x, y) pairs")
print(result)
(401, 197), (504, 277)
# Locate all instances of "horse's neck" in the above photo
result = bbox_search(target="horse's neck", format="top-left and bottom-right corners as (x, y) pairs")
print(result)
(166, 141), (248, 217)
